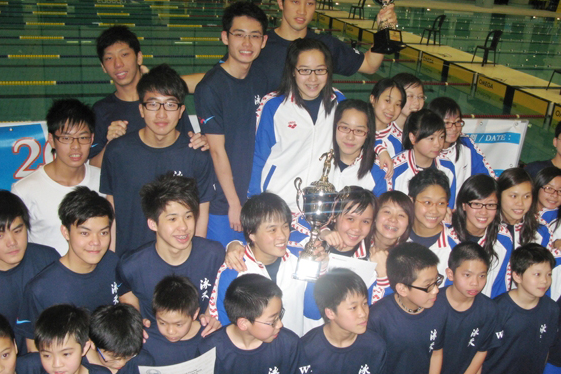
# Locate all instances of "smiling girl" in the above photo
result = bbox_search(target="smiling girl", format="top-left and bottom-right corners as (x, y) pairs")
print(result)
(330, 99), (387, 195)
(448, 174), (513, 297)
(391, 109), (457, 207)
(248, 39), (345, 213)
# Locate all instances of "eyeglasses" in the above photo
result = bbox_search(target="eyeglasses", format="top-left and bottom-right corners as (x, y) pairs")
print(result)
(407, 274), (444, 293)
(337, 125), (368, 137)
(228, 31), (264, 41)
(541, 185), (561, 196)
(415, 200), (448, 209)
(406, 94), (427, 101)
(254, 308), (285, 327)
(97, 348), (136, 365)
(444, 120), (465, 129)
(466, 201), (498, 210)
(142, 102), (182, 111)
(53, 134), (92, 145)
(295, 68), (328, 76)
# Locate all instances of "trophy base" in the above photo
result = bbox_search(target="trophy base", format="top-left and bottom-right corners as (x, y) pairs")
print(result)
(293, 257), (321, 282)
(371, 28), (406, 55)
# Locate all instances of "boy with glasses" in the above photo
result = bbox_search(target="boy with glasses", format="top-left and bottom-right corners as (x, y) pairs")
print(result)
(12, 99), (101, 255)
(194, 1), (272, 247)
(198, 274), (308, 373)
(100, 64), (214, 256)
(368, 242), (447, 374)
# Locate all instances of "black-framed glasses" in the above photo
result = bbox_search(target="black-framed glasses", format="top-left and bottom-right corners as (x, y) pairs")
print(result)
(466, 201), (499, 210)
(541, 185), (561, 196)
(97, 347), (136, 364)
(444, 120), (465, 129)
(295, 68), (328, 76)
(228, 31), (264, 41)
(337, 125), (368, 137)
(407, 274), (444, 293)
(53, 134), (92, 145)
(254, 308), (285, 327)
(142, 101), (182, 111)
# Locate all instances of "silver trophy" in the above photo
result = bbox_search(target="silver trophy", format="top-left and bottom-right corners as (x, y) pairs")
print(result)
(371, 0), (406, 55)
(293, 150), (338, 281)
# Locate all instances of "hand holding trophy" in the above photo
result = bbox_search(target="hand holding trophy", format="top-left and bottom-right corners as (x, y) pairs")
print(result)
(293, 151), (338, 282)
(371, 0), (406, 55)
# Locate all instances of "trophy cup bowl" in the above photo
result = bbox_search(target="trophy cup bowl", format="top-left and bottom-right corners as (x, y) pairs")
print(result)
(371, 0), (406, 55)
(293, 151), (338, 281)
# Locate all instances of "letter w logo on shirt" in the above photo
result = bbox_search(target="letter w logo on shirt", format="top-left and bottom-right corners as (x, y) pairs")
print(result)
(299, 366), (312, 373)
(495, 330), (504, 339)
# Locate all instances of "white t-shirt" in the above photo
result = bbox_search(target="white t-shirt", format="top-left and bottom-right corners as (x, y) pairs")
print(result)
(11, 164), (102, 255)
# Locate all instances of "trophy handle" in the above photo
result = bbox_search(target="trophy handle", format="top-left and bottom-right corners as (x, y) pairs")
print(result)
(294, 177), (303, 214)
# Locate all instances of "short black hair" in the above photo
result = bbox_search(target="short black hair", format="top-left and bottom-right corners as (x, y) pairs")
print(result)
(137, 64), (188, 104)
(0, 190), (30, 232)
(555, 122), (561, 138)
(374, 191), (414, 248)
(0, 313), (15, 341)
(448, 242), (490, 273)
(408, 168), (451, 201)
(96, 25), (141, 62)
(511, 243), (555, 279)
(370, 78), (407, 110)
(224, 274), (282, 324)
(402, 109), (445, 150)
(278, 38), (336, 115)
(35, 304), (90, 351)
(90, 304), (143, 358)
(140, 172), (200, 222)
(534, 166), (561, 231)
(46, 99), (95, 135)
(241, 192), (292, 246)
(222, 1), (268, 34)
(314, 268), (367, 322)
(392, 73), (423, 92)
(153, 275), (200, 318)
(58, 186), (114, 230)
(387, 242), (439, 292)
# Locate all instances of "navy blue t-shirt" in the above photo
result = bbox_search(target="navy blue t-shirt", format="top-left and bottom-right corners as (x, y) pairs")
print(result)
(253, 28), (365, 91)
(17, 352), (108, 374)
(548, 295), (561, 367)
(100, 130), (214, 256)
(196, 327), (309, 374)
(524, 159), (555, 180)
(143, 324), (203, 366)
(368, 294), (447, 374)
(437, 286), (498, 374)
(82, 349), (155, 374)
(16, 251), (119, 339)
(482, 293), (559, 374)
(0, 243), (59, 348)
(90, 93), (194, 158)
(409, 230), (441, 249)
(301, 326), (387, 374)
(117, 238), (224, 321)
(194, 63), (271, 215)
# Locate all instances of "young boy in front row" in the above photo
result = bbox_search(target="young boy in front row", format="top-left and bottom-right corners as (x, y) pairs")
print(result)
(142, 275), (203, 366)
(302, 268), (387, 374)
(16, 304), (104, 374)
(17, 187), (119, 353)
(84, 304), (154, 374)
(482, 244), (559, 374)
(197, 274), (308, 373)
(209, 192), (307, 336)
(436, 242), (498, 374)
(0, 313), (17, 374)
(368, 242), (447, 374)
